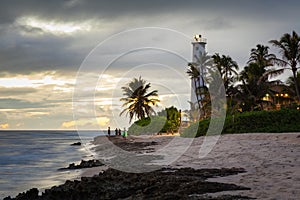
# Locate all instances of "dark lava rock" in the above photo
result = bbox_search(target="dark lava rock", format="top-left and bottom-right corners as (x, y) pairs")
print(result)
(7, 167), (254, 200)
(107, 136), (159, 153)
(59, 159), (104, 170)
(71, 142), (81, 146)
(3, 188), (39, 200)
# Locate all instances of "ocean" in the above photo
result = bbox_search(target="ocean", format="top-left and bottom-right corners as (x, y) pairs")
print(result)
(0, 130), (104, 199)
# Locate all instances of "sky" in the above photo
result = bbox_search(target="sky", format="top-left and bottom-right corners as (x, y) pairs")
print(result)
(0, 0), (299, 130)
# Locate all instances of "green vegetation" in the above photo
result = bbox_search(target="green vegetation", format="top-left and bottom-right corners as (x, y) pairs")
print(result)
(287, 72), (300, 98)
(181, 109), (300, 138)
(212, 53), (239, 96)
(270, 31), (300, 102)
(128, 106), (181, 135)
(127, 116), (167, 135)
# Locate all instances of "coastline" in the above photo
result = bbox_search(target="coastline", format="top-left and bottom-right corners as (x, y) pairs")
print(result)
(5, 132), (300, 199)
(70, 132), (300, 199)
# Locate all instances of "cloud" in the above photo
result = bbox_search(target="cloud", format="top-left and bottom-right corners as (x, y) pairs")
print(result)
(0, 98), (51, 109)
(61, 120), (76, 128)
(97, 117), (110, 127)
(0, 0), (299, 76)
(0, 87), (37, 96)
(0, 123), (9, 129)
(0, 0), (299, 129)
(15, 16), (92, 36)
(61, 117), (110, 129)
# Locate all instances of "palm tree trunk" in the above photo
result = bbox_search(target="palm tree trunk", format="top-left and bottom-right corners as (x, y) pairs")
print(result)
(198, 76), (207, 119)
(225, 69), (228, 94)
(194, 78), (201, 110)
(292, 68), (300, 102)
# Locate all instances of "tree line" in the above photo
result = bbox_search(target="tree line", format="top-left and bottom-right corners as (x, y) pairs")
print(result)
(119, 31), (300, 130)
(187, 30), (300, 121)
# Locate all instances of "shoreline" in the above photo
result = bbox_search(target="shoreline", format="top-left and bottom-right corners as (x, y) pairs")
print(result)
(5, 132), (300, 199)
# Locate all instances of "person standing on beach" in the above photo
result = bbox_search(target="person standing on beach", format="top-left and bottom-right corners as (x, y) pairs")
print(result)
(108, 127), (111, 137)
(115, 128), (118, 136)
(122, 128), (128, 139)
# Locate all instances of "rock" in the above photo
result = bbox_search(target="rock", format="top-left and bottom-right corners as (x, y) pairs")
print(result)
(151, 141), (158, 145)
(68, 163), (76, 169)
(8, 167), (254, 200)
(71, 142), (81, 146)
(58, 159), (105, 170)
(11, 188), (39, 200)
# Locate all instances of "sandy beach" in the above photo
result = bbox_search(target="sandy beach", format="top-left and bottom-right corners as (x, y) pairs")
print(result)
(88, 133), (300, 199)
(6, 133), (300, 199)
(172, 133), (300, 199)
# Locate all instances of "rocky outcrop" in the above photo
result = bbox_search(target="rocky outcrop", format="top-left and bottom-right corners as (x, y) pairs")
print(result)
(3, 188), (39, 200)
(70, 142), (81, 146)
(6, 167), (254, 200)
(58, 159), (104, 170)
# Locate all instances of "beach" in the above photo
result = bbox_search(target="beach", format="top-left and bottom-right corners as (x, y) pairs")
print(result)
(81, 132), (300, 199)
(172, 133), (300, 199)
(5, 132), (300, 199)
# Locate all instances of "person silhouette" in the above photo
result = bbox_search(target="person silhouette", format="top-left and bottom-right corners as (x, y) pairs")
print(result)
(115, 128), (118, 136)
(122, 128), (127, 139)
(107, 127), (111, 137)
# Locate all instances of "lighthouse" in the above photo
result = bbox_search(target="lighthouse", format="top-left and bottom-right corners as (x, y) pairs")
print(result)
(190, 34), (207, 110)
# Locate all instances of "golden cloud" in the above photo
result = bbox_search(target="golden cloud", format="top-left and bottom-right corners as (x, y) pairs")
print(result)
(96, 117), (110, 127)
(61, 117), (110, 129)
(61, 120), (76, 128)
(0, 123), (9, 129)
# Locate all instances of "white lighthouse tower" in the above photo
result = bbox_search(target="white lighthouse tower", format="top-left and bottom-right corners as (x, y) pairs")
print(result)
(190, 34), (207, 110)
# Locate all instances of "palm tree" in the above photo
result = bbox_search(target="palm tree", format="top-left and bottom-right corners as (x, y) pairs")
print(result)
(237, 44), (285, 111)
(212, 53), (239, 96)
(239, 62), (282, 111)
(186, 63), (201, 109)
(120, 77), (160, 123)
(187, 52), (213, 119)
(270, 31), (300, 102)
(286, 72), (300, 99)
(247, 44), (284, 84)
(248, 44), (277, 67)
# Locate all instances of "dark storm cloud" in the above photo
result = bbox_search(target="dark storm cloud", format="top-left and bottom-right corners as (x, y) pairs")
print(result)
(0, 0), (299, 75)
(0, 31), (85, 73)
(0, 0), (298, 24)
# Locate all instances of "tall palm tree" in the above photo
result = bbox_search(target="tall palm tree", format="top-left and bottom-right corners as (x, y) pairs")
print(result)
(212, 53), (239, 96)
(248, 44), (284, 84)
(186, 63), (201, 110)
(270, 31), (300, 102)
(187, 52), (213, 119)
(286, 72), (300, 99)
(237, 44), (284, 111)
(248, 44), (277, 67)
(239, 62), (282, 111)
(120, 77), (160, 123)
